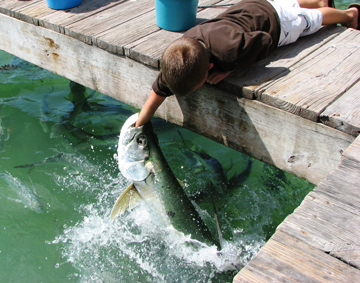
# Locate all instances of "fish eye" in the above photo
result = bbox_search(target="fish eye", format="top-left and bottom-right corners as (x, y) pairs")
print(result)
(137, 136), (147, 146)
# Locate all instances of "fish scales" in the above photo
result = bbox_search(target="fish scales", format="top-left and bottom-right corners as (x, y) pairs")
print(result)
(112, 113), (220, 249)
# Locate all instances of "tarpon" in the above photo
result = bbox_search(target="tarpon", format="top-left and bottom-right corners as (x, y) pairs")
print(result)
(0, 117), (10, 151)
(111, 113), (221, 249)
(0, 172), (43, 213)
(14, 152), (98, 174)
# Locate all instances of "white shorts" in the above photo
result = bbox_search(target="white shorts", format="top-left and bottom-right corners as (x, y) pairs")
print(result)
(267, 0), (323, 46)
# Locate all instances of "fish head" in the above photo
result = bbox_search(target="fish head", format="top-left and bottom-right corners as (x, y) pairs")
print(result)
(118, 113), (152, 181)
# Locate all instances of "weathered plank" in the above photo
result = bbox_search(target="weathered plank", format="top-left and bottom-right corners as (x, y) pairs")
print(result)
(220, 25), (344, 99)
(164, 84), (354, 184)
(10, 0), (56, 25)
(94, 9), (158, 55)
(64, 0), (155, 45)
(234, 230), (360, 283)
(36, 0), (125, 35)
(0, 0), (41, 17)
(256, 28), (360, 122)
(320, 80), (360, 137)
(314, 159), (360, 209)
(276, 156), (360, 268)
(124, 28), (182, 67)
(343, 135), (360, 162)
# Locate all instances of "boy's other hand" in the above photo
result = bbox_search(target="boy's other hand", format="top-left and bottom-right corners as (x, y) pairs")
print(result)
(206, 70), (233, 84)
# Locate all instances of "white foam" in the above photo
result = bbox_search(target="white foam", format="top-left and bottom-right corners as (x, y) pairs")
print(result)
(50, 175), (263, 282)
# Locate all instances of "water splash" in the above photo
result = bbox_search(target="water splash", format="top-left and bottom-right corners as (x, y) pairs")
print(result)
(49, 170), (264, 282)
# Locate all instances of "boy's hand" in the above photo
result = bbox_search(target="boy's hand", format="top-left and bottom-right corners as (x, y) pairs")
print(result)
(206, 70), (233, 85)
(136, 90), (165, 127)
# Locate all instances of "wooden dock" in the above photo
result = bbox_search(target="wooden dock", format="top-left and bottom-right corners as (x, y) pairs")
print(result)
(0, 0), (359, 281)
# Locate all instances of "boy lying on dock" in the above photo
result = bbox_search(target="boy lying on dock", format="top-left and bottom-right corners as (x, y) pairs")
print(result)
(135, 0), (360, 127)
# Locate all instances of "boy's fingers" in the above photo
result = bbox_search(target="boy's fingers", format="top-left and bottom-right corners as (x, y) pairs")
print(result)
(207, 71), (231, 84)
(207, 72), (221, 84)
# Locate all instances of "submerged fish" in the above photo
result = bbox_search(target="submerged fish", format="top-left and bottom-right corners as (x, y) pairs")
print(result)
(14, 152), (97, 174)
(0, 117), (10, 151)
(111, 113), (221, 249)
(0, 172), (43, 213)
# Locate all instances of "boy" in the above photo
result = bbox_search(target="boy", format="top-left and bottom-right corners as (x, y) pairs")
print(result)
(135, 0), (360, 127)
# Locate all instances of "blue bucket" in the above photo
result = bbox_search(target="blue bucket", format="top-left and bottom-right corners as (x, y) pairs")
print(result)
(46, 0), (81, 10)
(155, 0), (198, 31)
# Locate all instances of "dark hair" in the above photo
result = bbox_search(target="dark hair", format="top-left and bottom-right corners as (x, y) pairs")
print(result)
(161, 37), (209, 96)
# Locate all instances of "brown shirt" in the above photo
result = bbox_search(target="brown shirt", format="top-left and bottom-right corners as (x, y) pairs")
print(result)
(153, 0), (281, 97)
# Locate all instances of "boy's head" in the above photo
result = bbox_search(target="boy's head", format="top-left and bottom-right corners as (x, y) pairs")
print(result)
(161, 37), (210, 96)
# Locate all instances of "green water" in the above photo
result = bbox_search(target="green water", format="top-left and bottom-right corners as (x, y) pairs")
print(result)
(335, 0), (360, 9)
(0, 50), (315, 282)
(3, 0), (356, 277)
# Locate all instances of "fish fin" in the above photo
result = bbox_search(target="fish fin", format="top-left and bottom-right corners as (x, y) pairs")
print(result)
(128, 186), (142, 210)
(110, 183), (141, 220)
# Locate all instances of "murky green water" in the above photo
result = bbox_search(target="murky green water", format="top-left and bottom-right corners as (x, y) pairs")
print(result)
(335, 0), (360, 9)
(0, 50), (314, 282)
(2, 1), (356, 278)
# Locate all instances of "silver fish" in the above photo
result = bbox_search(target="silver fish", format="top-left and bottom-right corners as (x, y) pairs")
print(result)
(14, 152), (98, 174)
(0, 118), (10, 151)
(0, 172), (43, 213)
(111, 113), (221, 249)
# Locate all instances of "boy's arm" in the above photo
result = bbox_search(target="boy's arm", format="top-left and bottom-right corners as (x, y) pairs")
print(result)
(135, 89), (166, 127)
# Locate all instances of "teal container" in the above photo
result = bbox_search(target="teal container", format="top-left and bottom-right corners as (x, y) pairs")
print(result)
(46, 0), (81, 9)
(155, 0), (198, 31)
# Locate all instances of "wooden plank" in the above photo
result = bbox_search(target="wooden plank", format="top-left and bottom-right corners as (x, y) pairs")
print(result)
(315, 159), (360, 208)
(37, 0), (126, 34)
(94, 9), (158, 55)
(320, 80), (360, 137)
(276, 157), (360, 268)
(0, 0), (41, 16)
(220, 25), (344, 99)
(278, 210), (360, 269)
(256, 28), (360, 122)
(234, 230), (360, 282)
(343, 135), (360, 162)
(124, 28), (182, 67)
(64, 0), (155, 45)
(163, 84), (354, 184)
(10, 0), (56, 26)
